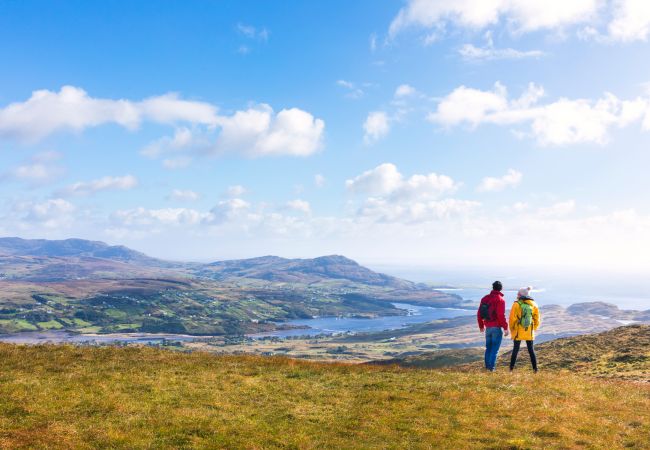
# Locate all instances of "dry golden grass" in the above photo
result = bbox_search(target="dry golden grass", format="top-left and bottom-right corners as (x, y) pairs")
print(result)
(0, 343), (648, 449)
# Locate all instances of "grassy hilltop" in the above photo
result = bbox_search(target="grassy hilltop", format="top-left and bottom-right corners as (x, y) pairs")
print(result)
(500, 324), (650, 381)
(0, 343), (648, 449)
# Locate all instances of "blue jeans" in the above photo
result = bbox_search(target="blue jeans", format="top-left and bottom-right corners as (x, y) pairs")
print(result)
(484, 327), (503, 370)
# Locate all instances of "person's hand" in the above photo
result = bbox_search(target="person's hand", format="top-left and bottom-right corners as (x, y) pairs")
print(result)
(480, 328), (485, 333)
(504, 329), (509, 337)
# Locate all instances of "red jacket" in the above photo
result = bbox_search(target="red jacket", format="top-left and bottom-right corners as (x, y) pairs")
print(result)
(477, 290), (508, 331)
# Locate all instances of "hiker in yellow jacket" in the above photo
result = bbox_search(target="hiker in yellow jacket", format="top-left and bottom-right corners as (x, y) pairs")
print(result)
(508, 286), (541, 372)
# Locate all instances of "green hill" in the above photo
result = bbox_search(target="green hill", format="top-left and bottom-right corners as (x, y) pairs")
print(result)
(375, 325), (650, 382)
(501, 324), (650, 381)
(0, 344), (648, 449)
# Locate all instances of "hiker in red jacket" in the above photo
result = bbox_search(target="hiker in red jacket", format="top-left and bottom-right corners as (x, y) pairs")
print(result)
(477, 281), (509, 371)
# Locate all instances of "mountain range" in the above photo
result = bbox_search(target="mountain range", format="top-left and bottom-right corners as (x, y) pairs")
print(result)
(0, 237), (463, 335)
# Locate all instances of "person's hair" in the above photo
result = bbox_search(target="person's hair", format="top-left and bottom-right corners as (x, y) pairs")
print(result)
(492, 281), (503, 291)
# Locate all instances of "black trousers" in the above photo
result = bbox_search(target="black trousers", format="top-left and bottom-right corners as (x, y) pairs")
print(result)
(510, 339), (537, 371)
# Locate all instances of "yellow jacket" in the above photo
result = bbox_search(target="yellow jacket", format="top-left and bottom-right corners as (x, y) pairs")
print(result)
(509, 298), (541, 341)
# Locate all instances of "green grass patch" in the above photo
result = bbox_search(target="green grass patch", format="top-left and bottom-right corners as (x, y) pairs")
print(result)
(0, 319), (38, 333)
(36, 320), (64, 330)
(0, 344), (647, 449)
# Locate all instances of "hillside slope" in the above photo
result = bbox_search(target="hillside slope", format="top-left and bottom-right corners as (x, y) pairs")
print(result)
(199, 254), (416, 289)
(374, 325), (650, 381)
(0, 344), (648, 449)
(0, 237), (169, 268)
(503, 324), (650, 381)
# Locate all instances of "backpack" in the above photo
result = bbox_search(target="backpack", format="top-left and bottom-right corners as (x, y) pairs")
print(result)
(479, 297), (495, 321)
(518, 300), (533, 330)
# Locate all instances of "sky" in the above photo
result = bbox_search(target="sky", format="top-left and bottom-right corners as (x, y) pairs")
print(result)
(1, 0), (650, 273)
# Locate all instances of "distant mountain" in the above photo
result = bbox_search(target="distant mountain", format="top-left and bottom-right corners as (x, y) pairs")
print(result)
(0, 236), (463, 335)
(0, 237), (168, 267)
(566, 301), (650, 321)
(200, 254), (416, 289)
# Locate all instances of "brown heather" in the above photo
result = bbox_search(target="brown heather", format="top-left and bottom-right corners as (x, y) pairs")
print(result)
(0, 343), (648, 449)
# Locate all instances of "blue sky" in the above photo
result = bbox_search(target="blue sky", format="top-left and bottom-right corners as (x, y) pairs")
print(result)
(2, 0), (650, 272)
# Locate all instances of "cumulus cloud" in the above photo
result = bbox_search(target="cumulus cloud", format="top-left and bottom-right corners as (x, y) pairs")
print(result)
(167, 189), (200, 202)
(0, 86), (218, 142)
(357, 197), (480, 223)
(212, 105), (325, 157)
(608, 0), (650, 42)
(286, 199), (311, 214)
(537, 200), (576, 217)
(141, 127), (202, 159)
(206, 198), (251, 224)
(13, 198), (76, 228)
(314, 174), (326, 188)
(346, 163), (466, 223)
(1, 151), (65, 186)
(162, 157), (193, 169)
(112, 207), (208, 227)
(478, 169), (523, 192)
(363, 111), (390, 144)
(395, 84), (417, 98)
(429, 82), (650, 145)
(58, 175), (138, 197)
(225, 185), (247, 198)
(389, 0), (650, 43)
(0, 87), (325, 160)
(389, 0), (598, 37)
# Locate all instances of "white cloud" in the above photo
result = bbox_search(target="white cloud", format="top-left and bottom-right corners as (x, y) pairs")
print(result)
(225, 185), (247, 198)
(112, 207), (208, 226)
(389, 0), (650, 43)
(286, 199), (311, 214)
(314, 174), (326, 188)
(1, 87), (325, 160)
(213, 105), (325, 157)
(363, 111), (390, 144)
(395, 84), (417, 98)
(206, 198), (251, 224)
(459, 43), (544, 61)
(346, 163), (404, 196)
(168, 189), (200, 202)
(2, 151), (65, 186)
(608, 0), (650, 42)
(162, 157), (193, 169)
(337, 80), (365, 99)
(460, 31), (545, 62)
(389, 0), (599, 37)
(346, 163), (459, 200)
(478, 169), (523, 192)
(59, 175), (138, 197)
(429, 82), (650, 145)
(236, 23), (269, 41)
(0, 86), (219, 142)
(15, 198), (76, 228)
(141, 127), (200, 159)
(369, 33), (378, 51)
(537, 200), (576, 217)
(357, 197), (480, 223)
(346, 163), (463, 224)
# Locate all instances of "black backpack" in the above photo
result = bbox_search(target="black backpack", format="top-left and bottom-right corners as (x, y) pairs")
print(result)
(479, 297), (495, 321)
